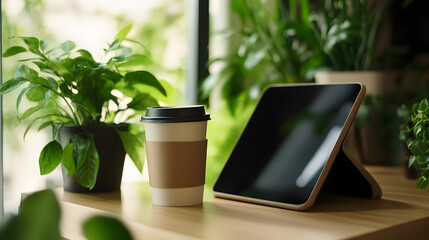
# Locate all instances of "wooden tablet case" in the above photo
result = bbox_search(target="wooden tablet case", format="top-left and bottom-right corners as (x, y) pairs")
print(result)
(320, 125), (382, 199)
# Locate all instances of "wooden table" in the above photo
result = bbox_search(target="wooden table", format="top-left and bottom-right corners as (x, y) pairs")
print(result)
(51, 166), (429, 240)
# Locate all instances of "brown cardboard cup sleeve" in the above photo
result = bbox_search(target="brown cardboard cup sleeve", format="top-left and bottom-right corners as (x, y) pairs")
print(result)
(146, 140), (207, 188)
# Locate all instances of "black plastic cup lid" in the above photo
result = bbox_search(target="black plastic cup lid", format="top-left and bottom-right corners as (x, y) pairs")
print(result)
(141, 105), (210, 123)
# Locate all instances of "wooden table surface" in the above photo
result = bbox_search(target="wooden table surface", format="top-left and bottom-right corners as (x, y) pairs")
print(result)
(52, 166), (429, 240)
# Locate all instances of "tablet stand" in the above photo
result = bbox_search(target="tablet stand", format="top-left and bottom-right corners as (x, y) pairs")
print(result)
(320, 125), (382, 199)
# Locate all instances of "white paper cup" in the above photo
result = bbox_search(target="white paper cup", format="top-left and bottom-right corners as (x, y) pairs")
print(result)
(141, 106), (210, 206)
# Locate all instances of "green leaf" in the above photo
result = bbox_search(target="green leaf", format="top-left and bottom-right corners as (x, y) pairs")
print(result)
(127, 93), (158, 111)
(416, 176), (429, 190)
(399, 129), (409, 141)
(417, 154), (429, 165)
(74, 138), (99, 189)
(19, 37), (44, 57)
(408, 140), (428, 156)
(39, 140), (63, 175)
(26, 86), (48, 102)
(124, 71), (166, 96)
(30, 77), (53, 89)
(422, 169), (429, 178)
(109, 55), (125, 63)
(60, 40), (76, 53)
(62, 143), (75, 176)
(77, 49), (95, 62)
(231, 0), (249, 20)
(414, 125), (423, 138)
(40, 38), (49, 51)
(324, 20), (354, 53)
(118, 47), (132, 58)
(409, 155), (416, 168)
(33, 62), (61, 78)
(37, 121), (54, 131)
(115, 24), (133, 43)
(107, 39), (120, 52)
(15, 64), (38, 79)
(2, 46), (27, 57)
(0, 77), (27, 94)
(16, 86), (30, 120)
(45, 48), (57, 56)
(83, 216), (133, 240)
(46, 77), (58, 90)
(243, 44), (269, 70)
(71, 134), (91, 170)
(0, 190), (61, 240)
(117, 54), (152, 68)
(20, 37), (39, 50)
(117, 130), (144, 172)
(20, 105), (44, 120)
(30, 107), (64, 120)
(419, 99), (429, 111)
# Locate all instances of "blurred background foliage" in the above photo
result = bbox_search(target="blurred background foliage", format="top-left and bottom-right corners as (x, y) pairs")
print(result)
(0, 190), (133, 240)
(200, 0), (391, 113)
(201, 0), (322, 114)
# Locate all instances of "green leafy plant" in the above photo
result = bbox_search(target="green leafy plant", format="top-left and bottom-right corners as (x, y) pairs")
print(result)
(312, 0), (385, 71)
(0, 190), (133, 240)
(200, 0), (386, 112)
(399, 98), (429, 190)
(199, 0), (322, 113)
(0, 25), (169, 189)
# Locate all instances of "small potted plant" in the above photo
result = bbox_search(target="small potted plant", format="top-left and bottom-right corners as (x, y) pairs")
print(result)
(0, 25), (170, 192)
(399, 98), (429, 190)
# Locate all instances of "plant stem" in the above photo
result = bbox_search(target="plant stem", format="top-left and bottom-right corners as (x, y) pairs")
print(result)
(39, 85), (81, 125)
(60, 95), (81, 125)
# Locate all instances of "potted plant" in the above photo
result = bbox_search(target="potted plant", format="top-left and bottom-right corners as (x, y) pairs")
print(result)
(0, 25), (169, 192)
(399, 98), (429, 189)
(312, 0), (386, 89)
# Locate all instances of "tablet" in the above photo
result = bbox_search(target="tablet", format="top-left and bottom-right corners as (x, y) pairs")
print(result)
(213, 83), (367, 210)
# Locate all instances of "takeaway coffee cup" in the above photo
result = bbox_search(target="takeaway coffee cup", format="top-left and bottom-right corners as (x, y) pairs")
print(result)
(141, 105), (210, 206)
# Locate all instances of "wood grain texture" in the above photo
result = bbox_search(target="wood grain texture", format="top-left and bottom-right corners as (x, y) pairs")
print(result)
(30, 166), (429, 240)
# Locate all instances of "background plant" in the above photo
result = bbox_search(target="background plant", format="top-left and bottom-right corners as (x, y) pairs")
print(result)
(0, 25), (170, 189)
(200, 0), (386, 113)
(399, 98), (429, 190)
(199, 0), (321, 113)
(312, 0), (385, 71)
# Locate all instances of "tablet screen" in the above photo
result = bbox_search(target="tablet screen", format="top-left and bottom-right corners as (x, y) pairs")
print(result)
(213, 84), (362, 205)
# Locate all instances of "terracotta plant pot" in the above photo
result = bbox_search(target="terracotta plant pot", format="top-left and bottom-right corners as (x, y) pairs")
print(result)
(58, 125), (127, 193)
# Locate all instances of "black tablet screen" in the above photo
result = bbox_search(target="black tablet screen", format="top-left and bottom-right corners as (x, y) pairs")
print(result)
(213, 84), (362, 205)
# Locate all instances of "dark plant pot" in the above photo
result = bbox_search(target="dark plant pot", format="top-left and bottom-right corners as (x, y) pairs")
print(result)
(58, 124), (127, 193)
